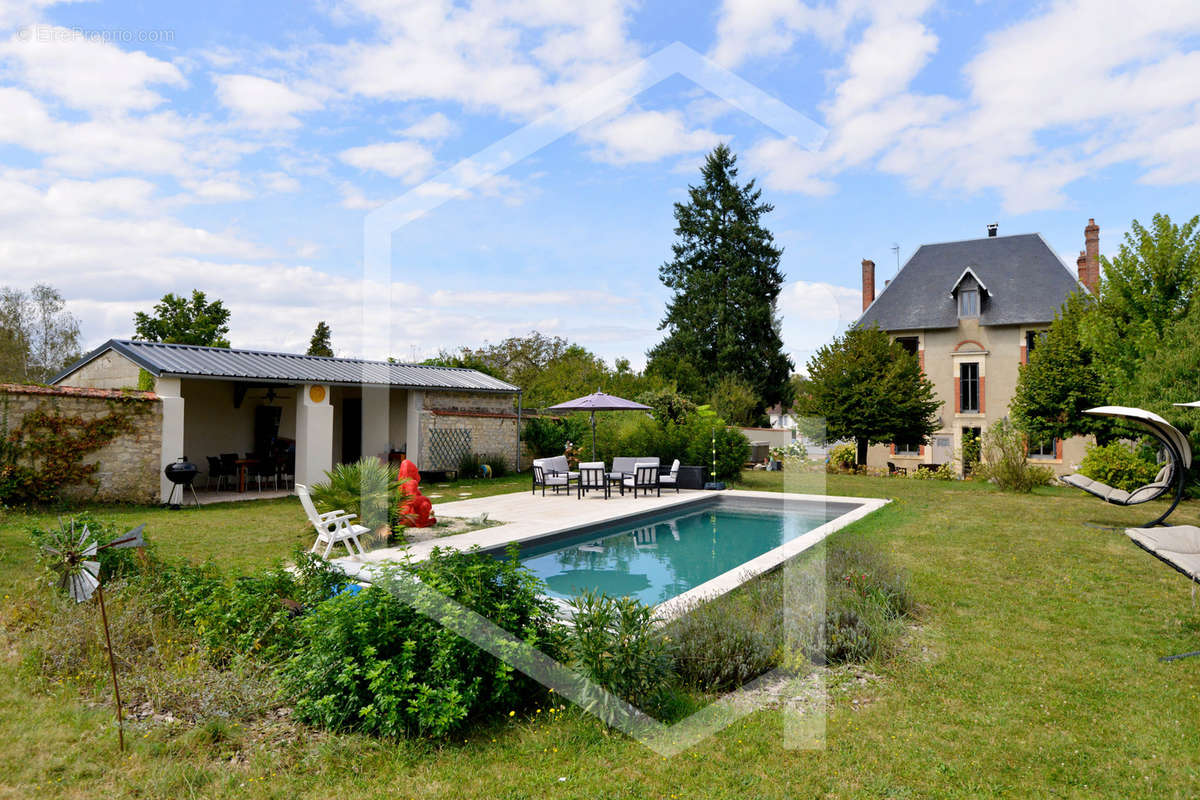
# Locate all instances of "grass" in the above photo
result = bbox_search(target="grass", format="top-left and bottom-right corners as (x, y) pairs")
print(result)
(3, 471), (1200, 797)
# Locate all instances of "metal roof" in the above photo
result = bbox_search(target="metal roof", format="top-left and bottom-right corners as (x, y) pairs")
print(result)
(857, 233), (1083, 331)
(53, 339), (520, 393)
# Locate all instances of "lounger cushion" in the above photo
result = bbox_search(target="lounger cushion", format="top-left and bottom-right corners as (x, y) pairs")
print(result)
(1126, 525), (1200, 581)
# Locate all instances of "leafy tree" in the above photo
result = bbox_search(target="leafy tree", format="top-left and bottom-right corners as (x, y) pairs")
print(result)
(1011, 292), (1111, 443)
(709, 374), (758, 427)
(800, 325), (939, 465)
(1083, 213), (1200, 399)
(1120, 298), (1200, 439)
(433, 331), (665, 409)
(133, 290), (231, 347)
(635, 387), (696, 425)
(307, 321), (334, 357)
(646, 144), (793, 410)
(0, 284), (82, 383)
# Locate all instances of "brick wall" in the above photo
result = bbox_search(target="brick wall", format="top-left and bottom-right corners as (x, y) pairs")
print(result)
(0, 384), (162, 503)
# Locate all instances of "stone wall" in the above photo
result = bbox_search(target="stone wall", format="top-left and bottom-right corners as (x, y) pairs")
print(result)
(418, 391), (521, 471)
(0, 384), (162, 503)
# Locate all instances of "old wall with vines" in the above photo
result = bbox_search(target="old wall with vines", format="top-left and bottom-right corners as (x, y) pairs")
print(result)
(0, 384), (161, 505)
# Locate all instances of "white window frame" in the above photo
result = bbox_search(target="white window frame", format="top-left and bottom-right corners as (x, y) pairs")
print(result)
(1029, 437), (1057, 460)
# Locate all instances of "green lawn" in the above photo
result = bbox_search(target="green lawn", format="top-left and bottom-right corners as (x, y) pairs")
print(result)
(3, 472), (1200, 798)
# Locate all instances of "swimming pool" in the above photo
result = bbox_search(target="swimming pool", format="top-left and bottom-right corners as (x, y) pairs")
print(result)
(505, 495), (869, 608)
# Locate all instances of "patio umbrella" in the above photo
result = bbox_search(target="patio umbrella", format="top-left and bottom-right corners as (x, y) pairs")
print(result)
(544, 391), (651, 461)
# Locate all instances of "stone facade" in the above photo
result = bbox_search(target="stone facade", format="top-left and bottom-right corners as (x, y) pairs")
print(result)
(0, 384), (162, 503)
(55, 349), (144, 390)
(419, 391), (520, 471)
(865, 318), (1090, 476)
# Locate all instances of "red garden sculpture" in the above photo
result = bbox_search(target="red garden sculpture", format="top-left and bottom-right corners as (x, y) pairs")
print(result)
(397, 458), (436, 528)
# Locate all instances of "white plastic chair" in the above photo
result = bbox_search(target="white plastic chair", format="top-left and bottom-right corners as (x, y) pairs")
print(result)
(296, 483), (369, 557)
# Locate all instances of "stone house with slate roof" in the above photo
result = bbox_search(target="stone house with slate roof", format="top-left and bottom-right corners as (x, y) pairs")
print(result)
(52, 339), (522, 501)
(855, 220), (1101, 475)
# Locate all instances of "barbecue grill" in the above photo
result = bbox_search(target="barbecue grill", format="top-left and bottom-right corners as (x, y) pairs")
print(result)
(164, 456), (200, 509)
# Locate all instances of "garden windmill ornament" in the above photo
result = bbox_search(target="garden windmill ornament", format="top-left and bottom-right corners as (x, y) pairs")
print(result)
(41, 520), (146, 752)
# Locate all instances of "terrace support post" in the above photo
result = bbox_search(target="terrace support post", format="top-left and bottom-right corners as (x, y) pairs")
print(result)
(361, 384), (390, 464)
(406, 391), (424, 470)
(295, 384), (333, 488)
(157, 377), (184, 503)
(516, 391), (523, 472)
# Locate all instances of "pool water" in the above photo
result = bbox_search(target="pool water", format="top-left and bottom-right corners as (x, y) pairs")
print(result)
(515, 500), (846, 606)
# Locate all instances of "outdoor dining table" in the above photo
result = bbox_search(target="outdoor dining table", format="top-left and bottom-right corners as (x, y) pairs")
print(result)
(234, 458), (259, 493)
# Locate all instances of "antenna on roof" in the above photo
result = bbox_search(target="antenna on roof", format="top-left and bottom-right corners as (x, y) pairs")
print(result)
(891, 243), (900, 275)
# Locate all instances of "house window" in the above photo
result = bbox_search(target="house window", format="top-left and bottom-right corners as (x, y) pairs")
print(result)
(960, 362), (980, 412)
(1026, 330), (1045, 355)
(895, 441), (920, 456)
(1029, 437), (1057, 460)
(958, 288), (979, 317)
(895, 336), (919, 356)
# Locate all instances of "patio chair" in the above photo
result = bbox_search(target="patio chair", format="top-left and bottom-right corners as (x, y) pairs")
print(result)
(577, 461), (609, 499)
(531, 461), (571, 496)
(296, 483), (368, 557)
(250, 454), (279, 492)
(205, 455), (233, 491)
(623, 463), (660, 498)
(658, 459), (681, 493)
(609, 456), (660, 495)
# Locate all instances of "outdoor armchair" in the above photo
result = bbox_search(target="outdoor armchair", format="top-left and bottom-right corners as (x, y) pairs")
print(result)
(658, 459), (681, 493)
(296, 483), (368, 557)
(622, 463), (660, 498)
(532, 460), (572, 496)
(577, 461), (609, 498)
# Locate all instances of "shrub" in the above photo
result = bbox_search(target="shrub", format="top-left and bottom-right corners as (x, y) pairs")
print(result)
(523, 415), (591, 459)
(708, 375), (758, 427)
(457, 450), (482, 478)
(1079, 440), (1160, 491)
(906, 463), (955, 480)
(975, 419), (1056, 492)
(808, 541), (913, 665)
(309, 457), (407, 531)
(281, 546), (563, 738)
(828, 443), (857, 471)
(665, 575), (781, 691)
(668, 540), (915, 689)
(683, 422), (749, 482)
(961, 429), (981, 476)
(567, 591), (672, 710)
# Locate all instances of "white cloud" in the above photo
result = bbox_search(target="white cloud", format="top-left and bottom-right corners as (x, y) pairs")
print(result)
(719, 0), (1200, 213)
(0, 27), (185, 113)
(583, 110), (724, 165)
(339, 140), (436, 182)
(214, 73), (321, 130)
(776, 279), (861, 369)
(400, 111), (458, 140)
(327, 0), (641, 119)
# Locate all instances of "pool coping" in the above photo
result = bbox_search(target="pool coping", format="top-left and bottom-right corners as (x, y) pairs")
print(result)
(335, 489), (890, 618)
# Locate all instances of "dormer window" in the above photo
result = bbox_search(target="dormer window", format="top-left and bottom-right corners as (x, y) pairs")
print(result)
(950, 266), (987, 319)
(959, 288), (979, 317)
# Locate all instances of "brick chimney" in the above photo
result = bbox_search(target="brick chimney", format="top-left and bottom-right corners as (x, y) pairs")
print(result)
(862, 259), (875, 311)
(1076, 250), (1090, 291)
(1083, 218), (1100, 294)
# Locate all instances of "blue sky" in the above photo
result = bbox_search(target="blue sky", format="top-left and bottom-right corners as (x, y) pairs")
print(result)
(2, 0), (1200, 371)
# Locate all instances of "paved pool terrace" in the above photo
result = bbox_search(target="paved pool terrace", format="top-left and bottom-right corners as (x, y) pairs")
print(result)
(333, 488), (889, 617)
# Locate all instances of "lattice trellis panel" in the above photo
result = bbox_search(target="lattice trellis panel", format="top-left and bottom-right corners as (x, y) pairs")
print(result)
(428, 427), (472, 470)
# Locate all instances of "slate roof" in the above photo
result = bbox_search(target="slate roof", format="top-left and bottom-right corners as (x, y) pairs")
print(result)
(856, 233), (1082, 331)
(53, 339), (520, 393)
